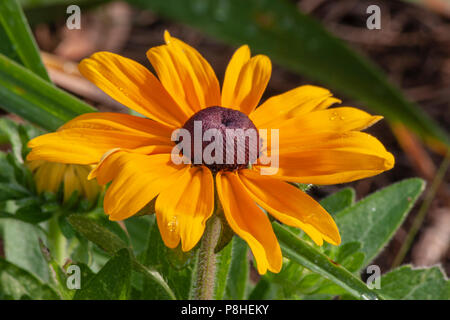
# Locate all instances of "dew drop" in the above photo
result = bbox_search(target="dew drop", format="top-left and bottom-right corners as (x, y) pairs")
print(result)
(329, 111), (339, 121)
(168, 216), (178, 233)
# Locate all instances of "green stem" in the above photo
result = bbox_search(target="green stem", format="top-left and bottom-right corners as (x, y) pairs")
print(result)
(191, 214), (221, 300)
(48, 215), (67, 266)
(391, 150), (450, 268)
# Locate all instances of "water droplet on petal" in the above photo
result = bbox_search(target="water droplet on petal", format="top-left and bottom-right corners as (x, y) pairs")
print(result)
(167, 216), (178, 233)
(329, 111), (338, 121)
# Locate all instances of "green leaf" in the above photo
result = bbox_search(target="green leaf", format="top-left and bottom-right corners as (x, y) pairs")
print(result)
(73, 248), (131, 300)
(273, 222), (383, 300)
(0, 118), (25, 162)
(335, 178), (425, 268)
(67, 214), (128, 255)
(248, 277), (271, 300)
(0, 27), (21, 65)
(142, 217), (191, 300)
(2, 218), (49, 281)
(378, 265), (449, 300)
(0, 183), (30, 201)
(336, 242), (362, 263)
(70, 237), (93, 265)
(0, 54), (96, 131)
(130, 0), (449, 146)
(0, 0), (50, 81)
(213, 240), (232, 300)
(67, 214), (175, 300)
(254, 187), (357, 298)
(124, 215), (153, 255)
(320, 188), (355, 215)
(224, 236), (249, 300)
(85, 209), (130, 246)
(11, 198), (53, 224)
(132, 262), (176, 300)
(39, 240), (74, 300)
(0, 258), (58, 299)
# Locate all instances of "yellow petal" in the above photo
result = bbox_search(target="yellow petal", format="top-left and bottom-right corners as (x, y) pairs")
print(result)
(147, 31), (221, 114)
(279, 107), (383, 136)
(79, 52), (190, 127)
(27, 129), (164, 165)
(72, 165), (101, 202)
(222, 52), (271, 115)
(32, 161), (66, 194)
(95, 151), (186, 220)
(256, 131), (395, 185)
(156, 166), (214, 251)
(27, 113), (172, 165)
(259, 107), (383, 152)
(250, 85), (336, 127)
(239, 169), (340, 246)
(221, 45), (250, 107)
(61, 112), (174, 137)
(216, 171), (282, 274)
(63, 164), (81, 201)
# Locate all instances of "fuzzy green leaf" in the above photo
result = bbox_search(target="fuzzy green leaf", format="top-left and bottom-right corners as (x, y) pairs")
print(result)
(0, 258), (58, 299)
(320, 188), (355, 215)
(273, 222), (384, 300)
(124, 215), (153, 255)
(224, 236), (249, 299)
(67, 215), (128, 255)
(73, 248), (132, 300)
(67, 214), (176, 300)
(2, 218), (49, 282)
(335, 178), (425, 268)
(142, 217), (192, 300)
(213, 240), (232, 300)
(379, 265), (450, 300)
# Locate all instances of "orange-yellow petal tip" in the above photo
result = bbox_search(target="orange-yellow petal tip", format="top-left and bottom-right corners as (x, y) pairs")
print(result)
(330, 231), (342, 246)
(164, 30), (172, 43)
(108, 215), (119, 221)
(87, 166), (98, 181)
(27, 140), (34, 148)
(269, 258), (283, 274)
(366, 115), (384, 129)
(237, 44), (251, 55)
(384, 151), (395, 170)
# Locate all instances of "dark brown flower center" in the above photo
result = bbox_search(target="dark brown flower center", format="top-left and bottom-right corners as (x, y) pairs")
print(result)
(179, 106), (260, 172)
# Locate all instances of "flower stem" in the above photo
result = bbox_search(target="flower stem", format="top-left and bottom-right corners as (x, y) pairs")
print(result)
(48, 215), (67, 266)
(191, 214), (221, 300)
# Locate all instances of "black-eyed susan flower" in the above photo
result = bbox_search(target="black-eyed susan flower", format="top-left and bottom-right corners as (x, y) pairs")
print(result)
(29, 160), (101, 203)
(27, 32), (394, 274)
